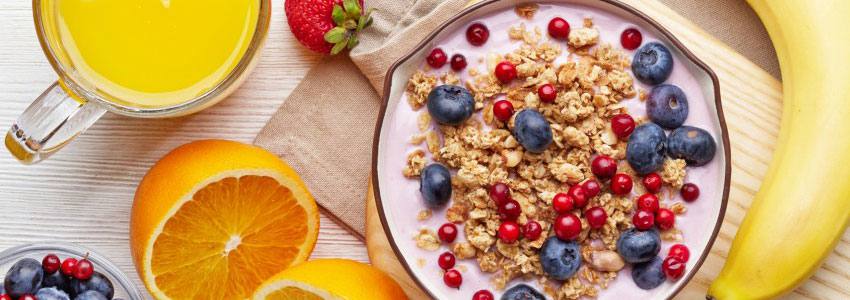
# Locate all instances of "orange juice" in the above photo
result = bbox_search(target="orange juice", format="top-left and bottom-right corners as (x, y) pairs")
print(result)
(39, 0), (260, 108)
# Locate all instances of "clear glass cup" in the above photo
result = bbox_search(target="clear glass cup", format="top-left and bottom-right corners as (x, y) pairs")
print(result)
(6, 0), (271, 164)
(0, 242), (144, 299)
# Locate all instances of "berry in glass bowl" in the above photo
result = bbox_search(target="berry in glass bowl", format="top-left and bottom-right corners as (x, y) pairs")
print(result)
(0, 242), (142, 300)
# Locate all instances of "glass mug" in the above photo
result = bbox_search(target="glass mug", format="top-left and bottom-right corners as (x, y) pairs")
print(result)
(6, 0), (271, 164)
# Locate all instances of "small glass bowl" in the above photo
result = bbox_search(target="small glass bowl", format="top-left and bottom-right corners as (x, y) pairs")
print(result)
(0, 242), (143, 300)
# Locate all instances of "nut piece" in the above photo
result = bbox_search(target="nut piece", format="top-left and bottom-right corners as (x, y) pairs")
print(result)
(589, 250), (625, 272)
(414, 228), (440, 251)
(568, 28), (599, 48)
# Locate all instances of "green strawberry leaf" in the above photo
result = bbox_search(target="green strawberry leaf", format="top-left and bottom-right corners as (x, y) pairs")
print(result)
(343, 0), (361, 18)
(347, 36), (359, 49)
(324, 27), (347, 44)
(331, 5), (345, 25)
(331, 39), (348, 55)
(343, 19), (357, 30)
(357, 9), (373, 32)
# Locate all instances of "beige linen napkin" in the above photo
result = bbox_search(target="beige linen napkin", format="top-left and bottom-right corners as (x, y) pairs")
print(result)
(254, 0), (471, 239)
(253, 0), (779, 240)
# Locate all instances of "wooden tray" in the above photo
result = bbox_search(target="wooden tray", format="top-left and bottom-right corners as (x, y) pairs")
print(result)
(366, 0), (849, 299)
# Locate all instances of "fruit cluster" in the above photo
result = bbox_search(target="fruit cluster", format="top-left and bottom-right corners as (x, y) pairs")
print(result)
(0, 254), (117, 300)
(406, 4), (717, 298)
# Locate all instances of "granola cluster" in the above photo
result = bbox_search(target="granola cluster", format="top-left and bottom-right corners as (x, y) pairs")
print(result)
(404, 9), (689, 300)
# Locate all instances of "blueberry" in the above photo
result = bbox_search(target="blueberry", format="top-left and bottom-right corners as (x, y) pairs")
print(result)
(632, 256), (667, 290)
(626, 123), (667, 175)
(419, 163), (452, 208)
(667, 126), (716, 166)
(617, 228), (661, 264)
(427, 85), (475, 125)
(647, 84), (689, 129)
(74, 290), (108, 300)
(42, 271), (69, 292)
(500, 284), (546, 300)
(512, 109), (553, 153)
(4, 258), (43, 298)
(35, 287), (70, 300)
(69, 272), (113, 299)
(539, 237), (582, 280)
(632, 42), (674, 85)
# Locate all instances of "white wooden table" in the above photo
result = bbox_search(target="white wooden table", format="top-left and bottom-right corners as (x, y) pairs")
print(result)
(0, 1), (368, 297)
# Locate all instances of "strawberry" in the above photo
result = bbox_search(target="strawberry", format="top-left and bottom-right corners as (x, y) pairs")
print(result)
(285, 0), (373, 54)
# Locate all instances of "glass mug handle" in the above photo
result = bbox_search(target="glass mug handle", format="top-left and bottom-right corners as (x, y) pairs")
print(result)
(5, 81), (106, 164)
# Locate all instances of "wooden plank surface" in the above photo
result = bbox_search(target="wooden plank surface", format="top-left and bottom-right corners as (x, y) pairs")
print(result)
(365, 1), (850, 300)
(0, 1), (368, 298)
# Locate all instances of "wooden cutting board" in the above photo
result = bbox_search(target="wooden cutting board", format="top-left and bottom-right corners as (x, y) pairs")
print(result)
(366, 1), (850, 299)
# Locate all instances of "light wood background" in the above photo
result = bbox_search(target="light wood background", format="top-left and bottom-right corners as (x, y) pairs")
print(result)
(0, 0), (847, 299)
(0, 1), (367, 298)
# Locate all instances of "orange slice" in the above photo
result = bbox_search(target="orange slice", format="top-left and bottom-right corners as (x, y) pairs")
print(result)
(130, 140), (319, 299)
(252, 259), (408, 300)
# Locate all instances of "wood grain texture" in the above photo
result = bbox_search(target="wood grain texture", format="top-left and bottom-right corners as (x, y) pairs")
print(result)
(366, 1), (850, 300)
(0, 1), (368, 299)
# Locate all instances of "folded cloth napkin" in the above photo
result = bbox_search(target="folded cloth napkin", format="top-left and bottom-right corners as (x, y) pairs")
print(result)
(254, 0), (471, 239)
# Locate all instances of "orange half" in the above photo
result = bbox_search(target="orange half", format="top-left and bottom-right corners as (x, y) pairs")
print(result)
(131, 140), (319, 299)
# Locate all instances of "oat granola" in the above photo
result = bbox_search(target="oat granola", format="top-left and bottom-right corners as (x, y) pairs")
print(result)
(398, 4), (715, 299)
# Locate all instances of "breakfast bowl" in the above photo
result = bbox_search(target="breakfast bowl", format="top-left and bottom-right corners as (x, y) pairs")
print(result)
(372, 0), (730, 299)
(0, 242), (144, 300)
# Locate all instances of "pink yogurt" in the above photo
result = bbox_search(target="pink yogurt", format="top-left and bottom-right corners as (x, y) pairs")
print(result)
(377, 3), (724, 299)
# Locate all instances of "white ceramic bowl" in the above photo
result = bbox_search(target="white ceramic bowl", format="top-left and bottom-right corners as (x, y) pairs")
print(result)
(373, 1), (730, 299)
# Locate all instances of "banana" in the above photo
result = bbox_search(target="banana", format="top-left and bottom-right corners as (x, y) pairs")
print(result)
(708, 1), (850, 299)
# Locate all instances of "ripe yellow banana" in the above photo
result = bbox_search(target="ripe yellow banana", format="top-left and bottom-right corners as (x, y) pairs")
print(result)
(708, 1), (850, 299)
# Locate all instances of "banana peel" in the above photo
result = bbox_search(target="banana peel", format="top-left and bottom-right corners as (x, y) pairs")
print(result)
(708, 1), (850, 299)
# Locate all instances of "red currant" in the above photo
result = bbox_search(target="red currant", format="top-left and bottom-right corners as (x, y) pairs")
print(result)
(585, 206), (608, 229)
(568, 184), (588, 208)
(548, 17), (571, 40)
(438, 223), (458, 243)
(466, 23), (490, 46)
(438, 251), (456, 270)
(523, 220), (543, 241)
(537, 84), (557, 103)
(60, 257), (78, 276)
(591, 155), (617, 179)
(656, 208), (675, 230)
(489, 182), (512, 205)
(681, 183), (700, 202)
(473, 290), (495, 300)
(621, 28), (643, 50)
(450, 54), (468, 71)
(636, 194), (659, 213)
(493, 100), (515, 122)
(499, 199), (522, 221)
(444, 269), (463, 288)
(610, 173), (633, 195)
(18, 295), (35, 300)
(582, 179), (601, 198)
(499, 221), (521, 243)
(668, 244), (690, 262)
(554, 213), (582, 241)
(426, 48), (447, 68)
(611, 114), (636, 138)
(662, 256), (686, 280)
(0, 295), (10, 300)
(42, 254), (61, 274)
(494, 61), (517, 83)
(552, 193), (574, 214)
(73, 258), (94, 280)
(633, 210), (655, 230)
(642, 173), (663, 194)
